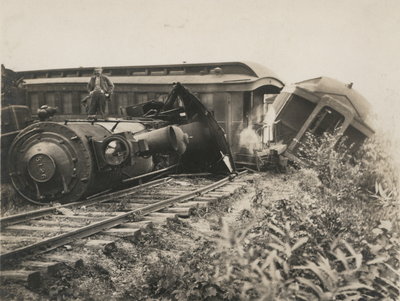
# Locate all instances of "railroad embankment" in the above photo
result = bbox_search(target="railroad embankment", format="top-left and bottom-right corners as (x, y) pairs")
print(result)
(2, 168), (399, 300)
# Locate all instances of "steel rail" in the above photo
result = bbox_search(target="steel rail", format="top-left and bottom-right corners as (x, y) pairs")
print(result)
(0, 172), (245, 265)
(0, 177), (172, 228)
(122, 164), (179, 183)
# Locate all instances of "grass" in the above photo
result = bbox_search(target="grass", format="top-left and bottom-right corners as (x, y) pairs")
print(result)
(127, 131), (399, 300)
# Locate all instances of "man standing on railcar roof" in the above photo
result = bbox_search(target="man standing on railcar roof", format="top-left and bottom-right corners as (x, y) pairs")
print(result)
(86, 67), (114, 119)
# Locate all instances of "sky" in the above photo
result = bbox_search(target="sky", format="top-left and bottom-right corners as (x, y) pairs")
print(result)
(1, 0), (400, 139)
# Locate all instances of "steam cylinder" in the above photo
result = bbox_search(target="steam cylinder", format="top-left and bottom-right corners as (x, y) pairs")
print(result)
(134, 125), (188, 155)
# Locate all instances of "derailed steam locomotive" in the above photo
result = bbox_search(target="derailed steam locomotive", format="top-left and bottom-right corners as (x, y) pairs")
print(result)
(8, 83), (235, 204)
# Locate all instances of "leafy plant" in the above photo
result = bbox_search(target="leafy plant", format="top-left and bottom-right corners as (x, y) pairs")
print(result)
(124, 130), (399, 301)
(294, 240), (374, 300)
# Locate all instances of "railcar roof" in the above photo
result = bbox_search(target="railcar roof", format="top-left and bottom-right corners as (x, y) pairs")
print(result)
(294, 77), (373, 128)
(17, 61), (283, 85)
(23, 74), (273, 85)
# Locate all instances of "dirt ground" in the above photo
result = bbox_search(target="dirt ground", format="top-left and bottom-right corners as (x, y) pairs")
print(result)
(0, 172), (301, 301)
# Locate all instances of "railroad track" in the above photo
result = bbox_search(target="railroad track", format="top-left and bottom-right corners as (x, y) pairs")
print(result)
(0, 172), (247, 287)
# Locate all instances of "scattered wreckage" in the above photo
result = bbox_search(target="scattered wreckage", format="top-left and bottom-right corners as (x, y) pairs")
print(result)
(1, 64), (375, 204)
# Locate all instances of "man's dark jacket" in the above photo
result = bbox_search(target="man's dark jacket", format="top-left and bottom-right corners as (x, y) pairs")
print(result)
(87, 75), (114, 94)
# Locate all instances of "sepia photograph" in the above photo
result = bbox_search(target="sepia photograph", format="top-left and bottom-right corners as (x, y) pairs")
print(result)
(1, 0), (399, 300)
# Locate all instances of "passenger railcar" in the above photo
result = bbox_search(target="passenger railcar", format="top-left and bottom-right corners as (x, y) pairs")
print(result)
(14, 62), (284, 155)
(261, 77), (375, 165)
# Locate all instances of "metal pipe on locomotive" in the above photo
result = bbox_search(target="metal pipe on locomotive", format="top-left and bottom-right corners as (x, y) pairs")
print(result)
(8, 83), (235, 204)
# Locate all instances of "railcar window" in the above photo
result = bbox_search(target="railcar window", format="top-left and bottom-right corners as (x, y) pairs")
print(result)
(80, 93), (88, 114)
(199, 93), (213, 111)
(156, 93), (168, 102)
(342, 125), (367, 151)
(104, 99), (110, 114)
(136, 93), (148, 103)
(213, 93), (227, 121)
(264, 94), (276, 110)
(72, 93), (80, 113)
(231, 92), (244, 122)
(62, 93), (73, 114)
(30, 93), (40, 114)
(230, 93), (244, 149)
(127, 92), (135, 106)
(199, 93), (227, 134)
(116, 93), (128, 115)
(45, 92), (56, 108)
(276, 95), (316, 144)
(272, 92), (291, 113)
(309, 106), (344, 136)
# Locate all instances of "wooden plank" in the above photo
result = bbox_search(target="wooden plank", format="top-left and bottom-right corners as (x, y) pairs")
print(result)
(143, 214), (177, 224)
(0, 269), (42, 289)
(193, 196), (219, 202)
(28, 220), (85, 227)
(137, 191), (187, 196)
(160, 207), (191, 215)
(55, 207), (75, 216)
(119, 221), (152, 229)
(73, 211), (126, 217)
(146, 212), (177, 218)
(85, 239), (114, 247)
(165, 186), (194, 191)
(0, 238), (38, 253)
(213, 187), (239, 194)
(51, 215), (104, 221)
(101, 228), (140, 234)
(122, 198), (161, 204)
(0, 235), (38, 242)
(0, 270), (38, 283)
(41, 253), (81, 264)
(227, 181), (247, 186)
(213, 188), (234, 192)
(174, 201), (208, 208)
(5, 225), (78, 232)
(202, 192), (225, 198)
(169, 172), (212, 177)
(123, 194), (166, 200)
(20, 261), (58, 269)
(119, 203), (147, 210)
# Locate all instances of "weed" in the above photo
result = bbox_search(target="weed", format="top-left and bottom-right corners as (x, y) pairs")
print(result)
(124, 131), (399, 300)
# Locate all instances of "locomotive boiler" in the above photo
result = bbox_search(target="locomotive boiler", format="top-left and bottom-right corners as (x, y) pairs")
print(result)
(8, 83), (235, 204)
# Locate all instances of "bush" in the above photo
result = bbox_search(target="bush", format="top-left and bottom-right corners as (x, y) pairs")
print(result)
(293, 130), (400, 299)
(296, 131), (398, 203)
